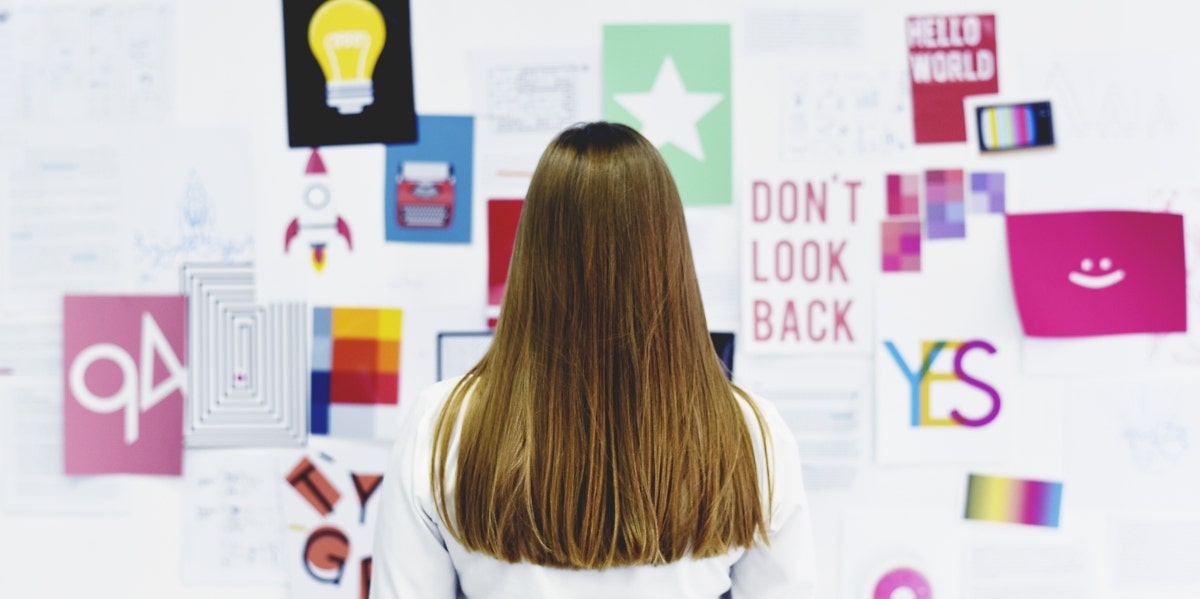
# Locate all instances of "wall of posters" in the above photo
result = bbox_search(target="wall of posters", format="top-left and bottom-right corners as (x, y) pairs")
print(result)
(1, 1), (1199, 598)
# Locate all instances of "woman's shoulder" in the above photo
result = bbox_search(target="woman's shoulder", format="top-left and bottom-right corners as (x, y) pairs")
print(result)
(730, 386), (795, 449)
(406, 375), (471, 425)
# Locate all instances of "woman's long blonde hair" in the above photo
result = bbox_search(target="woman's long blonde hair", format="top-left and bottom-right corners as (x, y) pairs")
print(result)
(431, 122), (771, 569)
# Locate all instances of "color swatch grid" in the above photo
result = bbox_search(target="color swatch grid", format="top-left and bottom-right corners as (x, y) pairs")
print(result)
(925, 169), (966, 239)
(311, 306), (403, 437)
(887, 173), (920, 216)
(882, 221), (922, 273)
(969, 172), (1006, 214)
(881, 169), (1008, 273)
(965, 473), (1062, 527)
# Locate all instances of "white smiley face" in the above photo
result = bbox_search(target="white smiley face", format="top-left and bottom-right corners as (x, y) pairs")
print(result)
(1068, 256), (1126, 289)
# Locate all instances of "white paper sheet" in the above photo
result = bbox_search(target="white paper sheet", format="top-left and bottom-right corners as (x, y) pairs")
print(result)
(0, 375), (125, 514)
(2, 126), (253, 309)
(180, 449), (287, 584)
(744, 9), (865, 53)
(3, 142), (131, 310)
(841, 507), (962, 599)
(1110, 517), (1200, 593)
(0, 3), (16, 127)
(471, 47), (600, 152)
(1064, 377), (1200, 512)
(13, 3), (172, 123)
(741, 167), (879, 355)
(874, 219), (1022, 465)
(962, 514), (1108, 599)
(281, 437), (390, 599)
(780, 66), (911, 161)
(738, 355), (871, 495)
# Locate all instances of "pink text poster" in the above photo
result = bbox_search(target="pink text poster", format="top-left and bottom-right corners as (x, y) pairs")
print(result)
(64, 295), (187, 475)
(907, 15), (998, 144)
(1006, 211), (1186, 337)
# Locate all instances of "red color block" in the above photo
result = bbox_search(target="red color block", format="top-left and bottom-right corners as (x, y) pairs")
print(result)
(332, 338), (378, 373)
(330, 372), (399, 405)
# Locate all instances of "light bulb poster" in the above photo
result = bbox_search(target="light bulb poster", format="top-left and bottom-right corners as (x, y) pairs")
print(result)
(283, 0), (417, 147)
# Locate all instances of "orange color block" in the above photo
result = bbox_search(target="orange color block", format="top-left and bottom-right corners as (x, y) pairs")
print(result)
(376, 342), (400, 374)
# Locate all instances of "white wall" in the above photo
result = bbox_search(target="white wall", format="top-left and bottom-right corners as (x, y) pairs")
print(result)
(2, 0), (1199, 597)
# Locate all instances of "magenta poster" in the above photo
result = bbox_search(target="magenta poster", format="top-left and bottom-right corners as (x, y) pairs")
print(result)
(1006, 211), (1187, 337)
(64, 295), (188, 475)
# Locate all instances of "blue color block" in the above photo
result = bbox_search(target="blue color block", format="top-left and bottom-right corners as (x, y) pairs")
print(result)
(310, 371), (331, 434)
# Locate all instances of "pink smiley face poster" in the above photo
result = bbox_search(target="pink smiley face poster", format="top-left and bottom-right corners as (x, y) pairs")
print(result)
(1006, 211), (1187, 337)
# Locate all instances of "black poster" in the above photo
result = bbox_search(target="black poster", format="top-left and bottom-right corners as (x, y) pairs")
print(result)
(282, 0), (417, 147)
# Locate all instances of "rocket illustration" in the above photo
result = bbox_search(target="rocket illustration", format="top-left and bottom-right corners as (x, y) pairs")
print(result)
(284, 148), (353, 272)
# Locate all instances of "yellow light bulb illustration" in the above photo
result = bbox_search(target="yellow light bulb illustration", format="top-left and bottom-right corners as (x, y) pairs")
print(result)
(307, 0), (387, 115)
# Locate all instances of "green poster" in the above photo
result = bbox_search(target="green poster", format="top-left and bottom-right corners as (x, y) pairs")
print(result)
(603, 24), (732, 206)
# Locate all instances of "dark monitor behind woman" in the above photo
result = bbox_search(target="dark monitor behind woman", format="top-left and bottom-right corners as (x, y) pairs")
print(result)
(371, 122), (814, 598)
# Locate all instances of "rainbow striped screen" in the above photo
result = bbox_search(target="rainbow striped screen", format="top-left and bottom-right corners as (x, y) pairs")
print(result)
(977, 101), (1054, 151)
(310, 306), (402, 437)
(965, 474), (1062, 527)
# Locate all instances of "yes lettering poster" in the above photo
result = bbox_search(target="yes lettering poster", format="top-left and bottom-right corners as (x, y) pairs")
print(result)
(874, 219), (1020, 464)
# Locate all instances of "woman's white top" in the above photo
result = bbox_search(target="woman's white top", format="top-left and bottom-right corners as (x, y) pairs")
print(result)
(370, 377), (816, 599)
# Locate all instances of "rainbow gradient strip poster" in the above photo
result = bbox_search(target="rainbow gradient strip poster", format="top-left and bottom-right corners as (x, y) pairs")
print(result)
(965, 474), (1062, 527)
(310, 306), (402, 438)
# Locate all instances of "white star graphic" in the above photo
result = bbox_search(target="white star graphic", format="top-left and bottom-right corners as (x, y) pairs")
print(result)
(614, 56), (724, 161)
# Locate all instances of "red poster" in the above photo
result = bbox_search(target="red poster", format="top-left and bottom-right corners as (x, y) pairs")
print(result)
(907, 15), (998, 144)
(486, 199), (524, 328)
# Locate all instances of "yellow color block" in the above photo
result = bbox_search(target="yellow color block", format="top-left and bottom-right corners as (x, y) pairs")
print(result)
(333, 307), (379, 338)
(377, 309), (403, 341)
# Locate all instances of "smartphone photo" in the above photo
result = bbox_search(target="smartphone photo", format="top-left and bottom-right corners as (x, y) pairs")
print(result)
(976, 101), (1054, 151)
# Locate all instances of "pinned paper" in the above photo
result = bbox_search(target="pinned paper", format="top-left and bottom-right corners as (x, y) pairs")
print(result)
(965, 474), (1062, 527)
(907, 15), (998, 143)
(310, 306), (403, 438)
(487, 199), (524, 327)
(64, 295), (187, 475)
(1006, 211), (1186, 337)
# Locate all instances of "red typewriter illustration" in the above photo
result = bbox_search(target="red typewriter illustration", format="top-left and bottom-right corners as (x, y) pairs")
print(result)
(395, 161), (455, 228)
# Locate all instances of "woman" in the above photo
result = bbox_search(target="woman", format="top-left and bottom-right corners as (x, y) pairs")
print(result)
(371, 122), (814, 598)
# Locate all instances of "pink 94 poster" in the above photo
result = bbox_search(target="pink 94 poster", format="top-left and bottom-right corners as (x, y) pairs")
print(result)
(64, 295), (187, 475)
